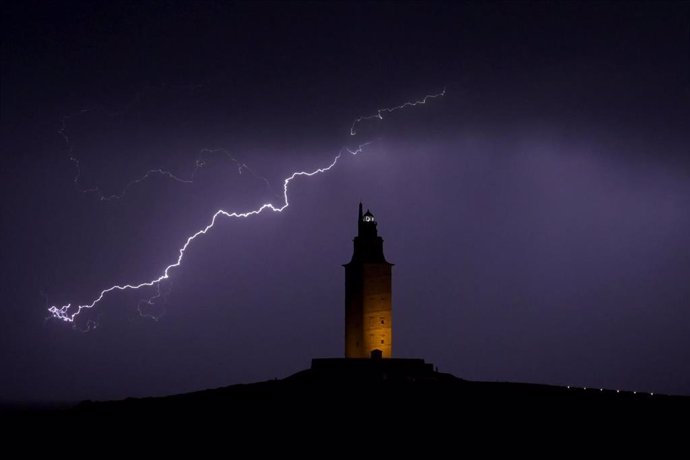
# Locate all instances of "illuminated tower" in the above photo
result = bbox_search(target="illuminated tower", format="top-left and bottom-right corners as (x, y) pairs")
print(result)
(344, 203), (393, 358)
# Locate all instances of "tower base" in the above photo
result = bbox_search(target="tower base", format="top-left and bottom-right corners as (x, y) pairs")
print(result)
(309, 357), (435, 383)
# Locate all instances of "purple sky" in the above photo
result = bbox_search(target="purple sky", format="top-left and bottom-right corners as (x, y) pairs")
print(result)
(1, 1), (689, 402)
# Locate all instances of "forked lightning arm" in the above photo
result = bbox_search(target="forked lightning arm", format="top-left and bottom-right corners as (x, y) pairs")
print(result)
(350, 88), (446, 135)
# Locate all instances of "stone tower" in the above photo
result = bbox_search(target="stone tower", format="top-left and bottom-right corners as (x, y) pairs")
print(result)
(344, 203), (393, 358)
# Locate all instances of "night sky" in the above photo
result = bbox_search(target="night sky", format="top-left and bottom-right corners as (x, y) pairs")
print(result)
(2, 1), (689, 403)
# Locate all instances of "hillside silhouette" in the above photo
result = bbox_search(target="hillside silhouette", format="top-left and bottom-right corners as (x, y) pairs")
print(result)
(71, 359), (689, 423)
(6, 358), (689, 449)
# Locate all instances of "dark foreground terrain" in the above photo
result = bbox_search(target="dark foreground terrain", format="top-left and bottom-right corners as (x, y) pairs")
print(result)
(5, 358), (689, 445)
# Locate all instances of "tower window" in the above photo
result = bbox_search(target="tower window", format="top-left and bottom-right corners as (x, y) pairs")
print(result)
(381, 340), (384, 344)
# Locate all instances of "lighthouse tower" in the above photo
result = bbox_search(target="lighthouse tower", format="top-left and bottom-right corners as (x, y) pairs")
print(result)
(344, 203), (393, 358)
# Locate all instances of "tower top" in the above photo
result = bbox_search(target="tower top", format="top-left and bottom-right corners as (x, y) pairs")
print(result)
(357, 202), (377, 238)
(349, 202), (389, 264)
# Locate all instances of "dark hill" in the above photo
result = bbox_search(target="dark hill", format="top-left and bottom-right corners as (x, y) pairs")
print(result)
(78, 358), (690, 421)
(7, 358), (689, 444)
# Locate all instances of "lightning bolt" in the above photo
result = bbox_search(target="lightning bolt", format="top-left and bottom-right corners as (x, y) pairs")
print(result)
(48, 89), (445, 327)
(48, 144), (368, 324)
(350, 87), (446, 135)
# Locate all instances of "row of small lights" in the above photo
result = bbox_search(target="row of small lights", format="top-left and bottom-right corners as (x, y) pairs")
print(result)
(565, 386), (655, 396)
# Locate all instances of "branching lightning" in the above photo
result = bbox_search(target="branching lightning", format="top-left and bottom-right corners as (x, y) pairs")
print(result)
(350, 88), (446, 135)
(48, 89), (445, 327)
(59, 109), (272, 201)
(92, 148), (271, 202)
